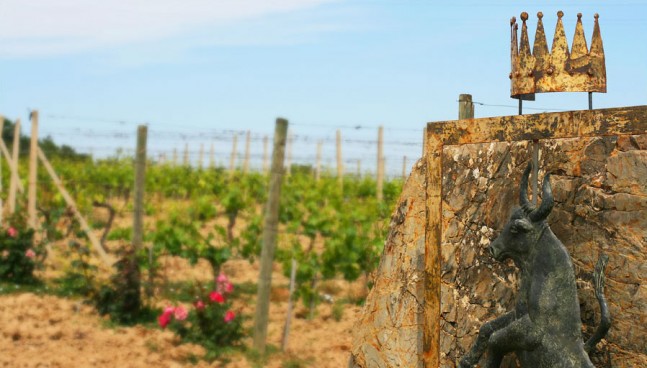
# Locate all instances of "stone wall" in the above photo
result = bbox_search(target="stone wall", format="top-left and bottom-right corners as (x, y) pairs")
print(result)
(350, 159), (426, 368)
(350, 134), (646, 368)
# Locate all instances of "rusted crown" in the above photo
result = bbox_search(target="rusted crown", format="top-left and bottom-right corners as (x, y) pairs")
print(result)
(510, 11), (606, 100)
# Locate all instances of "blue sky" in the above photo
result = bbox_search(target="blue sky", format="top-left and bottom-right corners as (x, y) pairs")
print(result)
(1, 1), (645, 176)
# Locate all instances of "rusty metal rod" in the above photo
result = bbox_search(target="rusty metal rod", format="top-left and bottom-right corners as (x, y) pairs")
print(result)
(589, 92), (593, 110)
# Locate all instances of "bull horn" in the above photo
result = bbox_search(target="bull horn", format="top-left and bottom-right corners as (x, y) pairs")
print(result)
(519, 162), (534, 212)
(529, 173), (554, 222)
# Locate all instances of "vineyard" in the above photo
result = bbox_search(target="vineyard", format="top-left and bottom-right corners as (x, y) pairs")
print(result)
(0, 116), (404, 367)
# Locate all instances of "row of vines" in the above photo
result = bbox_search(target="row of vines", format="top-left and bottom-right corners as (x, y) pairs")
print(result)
(0, 137), (402, 359)
(0, 120), (402, 365)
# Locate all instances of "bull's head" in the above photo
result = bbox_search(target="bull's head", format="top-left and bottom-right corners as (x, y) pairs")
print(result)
(488, 163), (554, 263)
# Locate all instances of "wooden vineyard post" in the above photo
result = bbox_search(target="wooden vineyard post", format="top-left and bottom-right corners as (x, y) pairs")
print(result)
(253, 118), (288, 354)
(458, 93), (474, 120)
(28, 111), (39, 229)
(133, 125), (147, 251)
(281, 257), (298, 352)
(402, 155), (407, 180)
(243, 130), (251, 175)
(262, 135), (269, 174)
(229, 134), (238, 178)
(209, 142), (215, 169)
(183, 142), (189, 166)
(172, 148), (178, 166)
(198, 143), (204, 169)
(133, 125), (149, 296)
(8, 118), (21, 213)
(336, 129), (343, 188)
(37, 147), (110, 265)
(315, 140), (322, 181)
(376, 126), (384, 201)
(422, 127), (427, 155)
(356, 159), (361, 178)
(0, 120), (25, 199)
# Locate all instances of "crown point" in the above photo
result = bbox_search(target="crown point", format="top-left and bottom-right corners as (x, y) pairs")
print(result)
(537, 12), (543, 19)
(557, 10), (564, 19)
(510, 16), (516, 25)
(577, 13), (582, 20)
(594, 13), (599, 20)
(521, 12), (529, 21)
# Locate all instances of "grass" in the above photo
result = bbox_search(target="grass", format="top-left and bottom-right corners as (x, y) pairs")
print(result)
(0, 280), (48, 295)
(98, 305), (160, 329)
(243, 344), (282, 368)
(282, 355), (315, 368)
(235, 280), (258, 295)
(106, 226), (132, 241)
(158, 280), (199, 303)
(332, 300), (345, 322)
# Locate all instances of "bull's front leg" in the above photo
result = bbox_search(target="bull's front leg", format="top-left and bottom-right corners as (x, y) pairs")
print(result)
(484, 314), (542, 368)
(458, 311), (517, 368)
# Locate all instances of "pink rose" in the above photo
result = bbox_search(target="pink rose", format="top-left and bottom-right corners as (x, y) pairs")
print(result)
(25, 249), (36, 259)
(174, 306), (188, 321)
(209, 291), (225, 304)
(224, 282), (234, 294)
(158, 311), (172, 328)
(7, 227), (17, 238)
(223, 310), (235, 323)
(216, 273), (229, 284)
(194, 300), (205, 311)
(158, 306), (176, 328)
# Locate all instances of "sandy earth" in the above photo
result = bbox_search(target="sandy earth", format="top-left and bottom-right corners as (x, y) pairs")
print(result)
(0, 257), (361, 368)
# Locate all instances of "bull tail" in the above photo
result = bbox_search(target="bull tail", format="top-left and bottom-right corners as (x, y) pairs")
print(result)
(584, 253), (611, 354)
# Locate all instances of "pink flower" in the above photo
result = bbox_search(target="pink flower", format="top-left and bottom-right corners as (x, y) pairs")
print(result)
(209, 291), (225, 304)
(158, 306), (176, 328)
(7, 227), (17, 238)
(223, 310), (235, 323)
(224, 282), (234, 294)
(25, 249), (36, 259)
(174, 306), (188, 321)
(158, 311), (172, 328)
(217, 273), (229, 284)
(216, 273), (235, 294)
(194, 300), (205, 311)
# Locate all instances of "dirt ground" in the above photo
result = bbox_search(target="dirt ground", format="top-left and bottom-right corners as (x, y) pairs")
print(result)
(0, 255), (362, 368)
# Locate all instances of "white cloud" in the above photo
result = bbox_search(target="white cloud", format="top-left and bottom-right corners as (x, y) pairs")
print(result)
(0, 0), (341, 57)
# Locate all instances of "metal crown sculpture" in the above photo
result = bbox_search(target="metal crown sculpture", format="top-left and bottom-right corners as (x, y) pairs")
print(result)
(510, 11), (606, 100)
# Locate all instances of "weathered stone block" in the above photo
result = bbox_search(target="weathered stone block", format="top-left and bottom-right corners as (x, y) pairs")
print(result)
(351, 134), (646, 367)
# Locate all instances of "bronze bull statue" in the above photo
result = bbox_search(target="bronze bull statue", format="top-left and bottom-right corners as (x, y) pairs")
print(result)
(459, 163), (610, 368)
